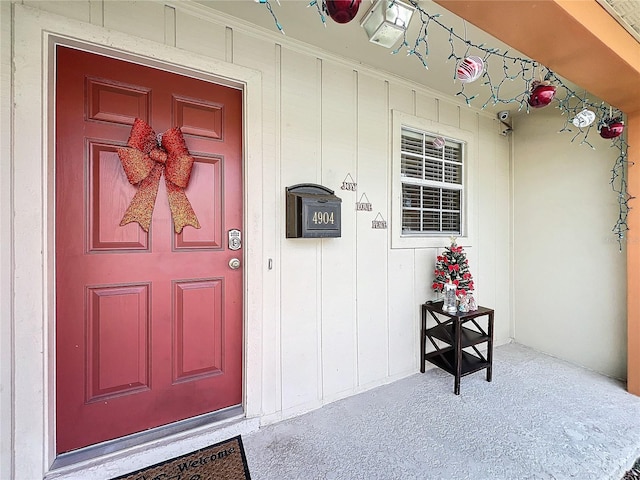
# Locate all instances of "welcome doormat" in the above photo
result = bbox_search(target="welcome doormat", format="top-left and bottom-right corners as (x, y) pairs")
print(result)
(623, 457), (640, 480)
(113, 435), (251, 480)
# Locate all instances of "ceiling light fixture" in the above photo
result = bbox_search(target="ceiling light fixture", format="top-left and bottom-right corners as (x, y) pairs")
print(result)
(360, 0), (416, 48)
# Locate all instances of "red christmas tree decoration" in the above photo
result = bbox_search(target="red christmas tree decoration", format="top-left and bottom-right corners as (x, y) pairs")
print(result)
(432, 238), (475, 297)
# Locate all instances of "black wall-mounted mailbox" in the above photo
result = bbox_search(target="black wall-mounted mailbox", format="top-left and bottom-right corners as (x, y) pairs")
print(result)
(286, 184), (342, 238)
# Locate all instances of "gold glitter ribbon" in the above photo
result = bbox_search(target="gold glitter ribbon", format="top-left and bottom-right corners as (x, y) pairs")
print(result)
(117, 119), (200, 233)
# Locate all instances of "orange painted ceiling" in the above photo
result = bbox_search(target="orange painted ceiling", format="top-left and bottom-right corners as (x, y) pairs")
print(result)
(434, 0), (640, 114)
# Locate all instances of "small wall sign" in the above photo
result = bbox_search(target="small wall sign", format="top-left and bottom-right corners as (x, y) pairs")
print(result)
(372, 212), (387, 229)
(340, 173), (357, 191)
(356, 193), (373, 211)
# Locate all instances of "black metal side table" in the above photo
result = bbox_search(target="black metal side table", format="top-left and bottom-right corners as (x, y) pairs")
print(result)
(421, 300), (494, 395)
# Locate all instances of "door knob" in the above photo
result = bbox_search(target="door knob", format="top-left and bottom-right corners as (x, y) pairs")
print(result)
(228, 258), (241, 270)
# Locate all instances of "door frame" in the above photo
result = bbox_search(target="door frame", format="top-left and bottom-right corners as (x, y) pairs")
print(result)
(12, 5), (263, 478)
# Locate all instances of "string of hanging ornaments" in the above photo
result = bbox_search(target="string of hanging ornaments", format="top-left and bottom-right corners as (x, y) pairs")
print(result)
(256, 0), (631, 249)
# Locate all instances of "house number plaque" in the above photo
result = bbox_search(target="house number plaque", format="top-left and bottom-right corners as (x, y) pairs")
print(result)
(286, 183), (342, 238)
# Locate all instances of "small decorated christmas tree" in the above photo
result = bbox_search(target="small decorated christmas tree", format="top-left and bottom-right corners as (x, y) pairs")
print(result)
(432, 238), (475, 297)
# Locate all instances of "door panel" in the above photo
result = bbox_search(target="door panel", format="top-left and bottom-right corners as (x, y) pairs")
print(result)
(86, 284), (151, 401)
(55, 46), (243, 453)
(89, 141), (148, 250)
(173, 279), (224, 381)
(176, 154), (223, 249)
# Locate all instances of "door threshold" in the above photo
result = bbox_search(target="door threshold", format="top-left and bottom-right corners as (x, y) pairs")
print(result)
(51, 405), (244, 471)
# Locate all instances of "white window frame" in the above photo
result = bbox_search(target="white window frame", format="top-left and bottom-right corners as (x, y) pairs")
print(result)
(391, 110), (476, 249)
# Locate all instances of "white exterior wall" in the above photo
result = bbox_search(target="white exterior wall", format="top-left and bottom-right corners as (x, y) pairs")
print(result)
(1, 2), (512, 478)
(513, 108), (627, 379)
(222, 6), (513, 420)
(1, 2), (13, 480)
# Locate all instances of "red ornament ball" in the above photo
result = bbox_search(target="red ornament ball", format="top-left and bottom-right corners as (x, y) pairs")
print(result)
(528, 84), (556, 108)
(326, 0), (361, 24)
(600, 121), (624, 139)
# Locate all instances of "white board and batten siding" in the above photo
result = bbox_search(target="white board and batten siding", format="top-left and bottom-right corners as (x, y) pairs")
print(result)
(12, 0), (512, 435)
(204, 2), (511, 422)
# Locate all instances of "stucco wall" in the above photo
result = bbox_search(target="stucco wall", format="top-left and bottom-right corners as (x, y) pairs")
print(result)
(513, 108), (627, 379)
(1, 1), (512, 477)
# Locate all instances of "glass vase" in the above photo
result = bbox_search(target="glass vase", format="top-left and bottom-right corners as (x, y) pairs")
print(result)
(443, 283), (457, 314)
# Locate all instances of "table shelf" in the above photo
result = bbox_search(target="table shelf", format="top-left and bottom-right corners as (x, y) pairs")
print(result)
(425, 348), (490, 377)
(427, 323), (489, 348)
(420, 301), (494, 395)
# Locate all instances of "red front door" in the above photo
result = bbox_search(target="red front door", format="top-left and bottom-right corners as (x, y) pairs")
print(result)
(55, 46), (243, 453)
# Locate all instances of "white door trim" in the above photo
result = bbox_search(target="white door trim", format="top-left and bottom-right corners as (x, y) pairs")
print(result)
(12, 5), (263, 478)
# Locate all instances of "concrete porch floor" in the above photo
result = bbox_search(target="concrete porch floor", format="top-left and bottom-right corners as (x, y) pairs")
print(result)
(242, 343), (640, 480)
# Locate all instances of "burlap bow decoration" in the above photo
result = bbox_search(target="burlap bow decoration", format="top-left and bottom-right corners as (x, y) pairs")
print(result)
(117, 118), (200, 233)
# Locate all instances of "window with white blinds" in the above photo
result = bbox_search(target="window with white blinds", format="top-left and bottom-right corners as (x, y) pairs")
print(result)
(400, 127), (464, 235)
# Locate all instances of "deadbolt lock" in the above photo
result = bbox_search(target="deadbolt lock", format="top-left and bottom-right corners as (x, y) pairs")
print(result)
(228, 229), (241, 251)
